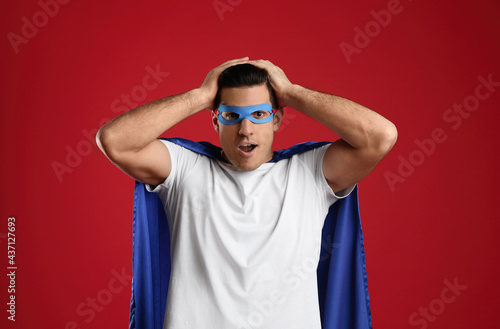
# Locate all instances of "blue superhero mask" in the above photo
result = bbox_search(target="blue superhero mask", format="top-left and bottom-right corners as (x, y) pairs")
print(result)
(214, 103), (277, 125)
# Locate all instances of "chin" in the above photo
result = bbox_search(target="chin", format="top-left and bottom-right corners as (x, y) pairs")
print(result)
(222, 149), (271, 171)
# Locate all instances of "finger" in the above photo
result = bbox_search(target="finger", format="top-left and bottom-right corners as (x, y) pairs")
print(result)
(247, 60), (278, 73)
(209, 58), (249, 78)
(246, 59), (266, 67)
(219, 57), (249, 69)
(248, 59), (272, 65)
(204, 57), (249, 83)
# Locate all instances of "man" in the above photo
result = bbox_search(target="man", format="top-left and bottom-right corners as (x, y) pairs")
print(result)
(97, 58), (397, 328)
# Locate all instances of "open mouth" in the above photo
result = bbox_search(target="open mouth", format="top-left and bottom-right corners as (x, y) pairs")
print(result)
(238, 143), (257, 153)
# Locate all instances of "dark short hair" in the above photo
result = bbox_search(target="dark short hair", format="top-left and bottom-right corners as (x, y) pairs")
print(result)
(214, 63), (278, 109)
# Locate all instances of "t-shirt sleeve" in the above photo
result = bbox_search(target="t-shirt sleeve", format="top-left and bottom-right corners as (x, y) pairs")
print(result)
(145, 140), (199, 194)
(302, 143), (355, 202)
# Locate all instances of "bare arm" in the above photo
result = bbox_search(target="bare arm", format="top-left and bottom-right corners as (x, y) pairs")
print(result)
(96, 57), (249, 185)
(249, 60), (398, 193)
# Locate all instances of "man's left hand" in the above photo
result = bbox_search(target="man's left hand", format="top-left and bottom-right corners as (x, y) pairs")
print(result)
(247, 59), (294, 108)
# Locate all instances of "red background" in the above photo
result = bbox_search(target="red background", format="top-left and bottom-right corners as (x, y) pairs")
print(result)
(1, 0), (500, 328)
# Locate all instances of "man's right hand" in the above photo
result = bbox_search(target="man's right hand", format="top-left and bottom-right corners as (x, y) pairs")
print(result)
(199, 57), (249, 110)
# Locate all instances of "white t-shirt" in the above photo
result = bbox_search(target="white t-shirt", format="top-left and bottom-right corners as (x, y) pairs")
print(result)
(148, 140), (353, 329)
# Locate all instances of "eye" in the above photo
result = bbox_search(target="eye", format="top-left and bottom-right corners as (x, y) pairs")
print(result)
(221, 112), (239, 121)
(251, 111), (270, 119)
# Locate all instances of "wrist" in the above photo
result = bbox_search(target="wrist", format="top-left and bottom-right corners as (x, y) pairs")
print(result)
(280, 84), (301, 108)
(188, 88), (213, 111)
(193, 87), (216, 111)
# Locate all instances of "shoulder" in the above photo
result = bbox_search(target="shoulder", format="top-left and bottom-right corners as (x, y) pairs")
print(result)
(161, 138), (223, 160)
(277, 142), (354, 199)
(272, 142), (332, 184)
(271, 141), (331, 162)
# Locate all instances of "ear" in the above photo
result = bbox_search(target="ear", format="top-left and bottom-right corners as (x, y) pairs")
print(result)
(211, 110), (220, 133)
(272, 108), (284, 131)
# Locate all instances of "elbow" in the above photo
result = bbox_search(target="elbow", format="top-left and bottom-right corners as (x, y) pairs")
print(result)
(95, 126), (108, 154)
(376, 122), (398, 156)
(96, 127), (104, 151)
(96, 126), (119, 161)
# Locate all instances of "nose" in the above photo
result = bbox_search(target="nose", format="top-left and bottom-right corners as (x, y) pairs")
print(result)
(238, 118), (254, 136)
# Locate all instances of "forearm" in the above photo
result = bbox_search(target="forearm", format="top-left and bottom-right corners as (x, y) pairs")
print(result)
(284, 85), (397, 152)
(97, 88), (208, 156)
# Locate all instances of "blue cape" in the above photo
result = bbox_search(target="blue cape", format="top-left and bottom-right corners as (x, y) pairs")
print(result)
(129, 138), (372, 329)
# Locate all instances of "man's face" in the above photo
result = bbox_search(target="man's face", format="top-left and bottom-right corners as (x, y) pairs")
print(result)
(212, 84), (283, 171)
